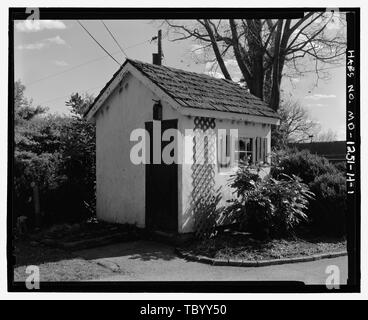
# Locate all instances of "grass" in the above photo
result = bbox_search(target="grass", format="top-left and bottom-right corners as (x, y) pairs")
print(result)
(184, 233), (347, 261)
(31, 220), (139, 244)
(13, 240), (114, 282)
(13, 220), (140, 282)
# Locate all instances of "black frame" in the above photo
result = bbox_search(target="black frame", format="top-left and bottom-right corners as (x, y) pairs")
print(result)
(8, 7), (360, 293)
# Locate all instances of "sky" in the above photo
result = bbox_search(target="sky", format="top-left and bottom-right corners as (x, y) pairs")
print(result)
(14, 19), (346, 140)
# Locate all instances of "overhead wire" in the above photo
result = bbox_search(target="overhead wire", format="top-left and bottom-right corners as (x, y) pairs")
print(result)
(77, 20), (121, 66)
(101, 20), (128, 58)
(23, 26), (164, 107)
(25, 39), (152, 87)
(37, 84), (103, 105)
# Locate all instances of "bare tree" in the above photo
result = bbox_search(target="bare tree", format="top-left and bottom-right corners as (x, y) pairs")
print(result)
(272, 99), (319, 148)
(315, 129), (338, 142)
(164, 13), (346, 110)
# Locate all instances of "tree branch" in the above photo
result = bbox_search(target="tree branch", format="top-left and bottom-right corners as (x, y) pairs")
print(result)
(203, 19), (232, 80)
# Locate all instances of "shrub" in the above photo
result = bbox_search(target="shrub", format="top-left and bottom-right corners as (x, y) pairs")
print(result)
(14, 150), (64, 223)
(229, 187), (276, 239)
(14, 88), (96, 226)
(334, 161), (346, 173)
(308, 173), (346, 236)
(266, 174), (314, 237)
(271, 149), (347, 236)
(230, 162), (261, 198)
(227, 164), (314, 239)
(271, 148), (339, 185)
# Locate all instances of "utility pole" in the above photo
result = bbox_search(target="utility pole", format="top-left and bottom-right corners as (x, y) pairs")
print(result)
(152, 29), (162, 65)
(158, 29), (162, 64)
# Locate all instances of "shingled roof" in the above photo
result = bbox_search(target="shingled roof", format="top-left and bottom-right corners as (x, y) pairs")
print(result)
(86, 59), (279, 119)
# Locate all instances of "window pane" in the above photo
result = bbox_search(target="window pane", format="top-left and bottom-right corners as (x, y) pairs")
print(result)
(238, 139), (245, 151)
(218, 134), (230, 168)
(236, 138), (253, 164)
(246, 138), (252, 152)
(247, 151), (253, 163)
(239, 151), (247, 162)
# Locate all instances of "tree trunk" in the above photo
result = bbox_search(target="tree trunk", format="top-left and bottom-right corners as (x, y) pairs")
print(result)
(246, 19), (264, 100)
(269, 20), (283, 111)
(263, 68), (272, 104)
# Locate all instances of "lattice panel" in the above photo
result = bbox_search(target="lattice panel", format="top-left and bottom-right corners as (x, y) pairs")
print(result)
(190, 117), (217, 237)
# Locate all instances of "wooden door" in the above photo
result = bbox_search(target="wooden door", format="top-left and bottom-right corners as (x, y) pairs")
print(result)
(145, 119), (178, 232)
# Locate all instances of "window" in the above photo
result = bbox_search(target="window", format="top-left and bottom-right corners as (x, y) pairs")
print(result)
(253, 137), (268, 164)
(217, 132), (268, 170)
(218, 133), (231, 168)
(235, 137), (253, 164)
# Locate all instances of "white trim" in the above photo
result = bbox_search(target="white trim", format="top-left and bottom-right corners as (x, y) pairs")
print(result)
(85, 61), (280, 126)
(180, 107), (280, 125)
(85, 66), (127, 120)
(85, 62), (183, 121)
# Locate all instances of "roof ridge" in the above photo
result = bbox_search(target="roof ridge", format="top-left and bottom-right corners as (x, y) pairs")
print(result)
(127, 59), (268, 103)
(129, 59), (240, 84)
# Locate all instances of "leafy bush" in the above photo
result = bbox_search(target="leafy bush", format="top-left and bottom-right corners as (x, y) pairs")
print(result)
(230, 163), (261, 198)
(271, 148), (339, 185)
(229, 186), (276, 239)
(266, 174), (314, 236)
(227, 164), (314, 239)
(271, 148), (347, 236)
(14, 150), (63, 224)
(308, 173), (346, 236)
(334, 161), (346, 172)
(13, 82), (96, 226)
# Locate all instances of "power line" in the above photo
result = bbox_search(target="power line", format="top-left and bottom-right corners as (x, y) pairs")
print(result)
(101, 20), (128, 58)
(77, 20), (121, 66)
(25, 39), (152, 87)
(38, 84), (103, 105)
(25, 55), (115, 86)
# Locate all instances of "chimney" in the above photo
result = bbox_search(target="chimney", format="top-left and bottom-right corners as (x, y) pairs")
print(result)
(152, 30), (162, 65)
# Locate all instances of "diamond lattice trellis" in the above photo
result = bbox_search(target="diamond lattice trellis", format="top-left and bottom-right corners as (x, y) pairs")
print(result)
(191, 117), (217, 238)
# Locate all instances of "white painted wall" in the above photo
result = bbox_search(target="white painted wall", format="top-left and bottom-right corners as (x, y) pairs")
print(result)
(95, 72), (179, 227)
(178, 116), (271, 233)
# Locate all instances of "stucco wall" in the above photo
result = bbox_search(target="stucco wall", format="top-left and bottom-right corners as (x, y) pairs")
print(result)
(95, 72), (179, 227)
(179, 116), (271, 233)
(95, 70), (272, 233)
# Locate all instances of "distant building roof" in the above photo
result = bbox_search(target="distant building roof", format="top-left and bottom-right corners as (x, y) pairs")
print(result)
(289, 141), (346, 162)
(85, 59), (280, 120)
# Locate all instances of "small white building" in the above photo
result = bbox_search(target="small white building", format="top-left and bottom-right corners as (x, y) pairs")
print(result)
(85, 59), (280, 234)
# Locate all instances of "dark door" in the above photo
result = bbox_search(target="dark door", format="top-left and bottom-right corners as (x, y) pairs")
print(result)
(145, 119), (178, 232)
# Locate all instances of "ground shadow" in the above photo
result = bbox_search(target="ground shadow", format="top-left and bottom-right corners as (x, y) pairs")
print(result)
(14, 240), (77, 267)
(74, 240), (178, 262)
